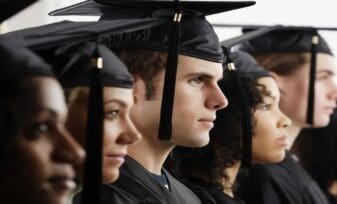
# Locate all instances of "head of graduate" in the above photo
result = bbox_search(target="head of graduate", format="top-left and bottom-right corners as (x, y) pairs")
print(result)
(0, 39), (85, 204)
(56, 41), (141, 184)
(172, 51), (291, 189)
(75, 0), (256, 148)
(240, 27), (337, 129)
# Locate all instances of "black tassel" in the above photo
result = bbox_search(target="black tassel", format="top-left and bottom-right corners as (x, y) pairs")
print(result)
(226, 55), (252, 169)
(158, 3), (181, 141)
(81, 56), (104, 204)
(306, 31), (318, 125)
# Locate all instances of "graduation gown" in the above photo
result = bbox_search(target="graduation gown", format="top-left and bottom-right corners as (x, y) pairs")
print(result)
(108, 156), (202, 204)
(72, 184), (139, 204)
(183, 178), (246, 204)
(237, 151), (329, 204)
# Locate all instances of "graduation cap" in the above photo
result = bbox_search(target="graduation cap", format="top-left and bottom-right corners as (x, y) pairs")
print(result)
(49, 0), (256, 141)
(215, 24), (336, 125)
(243, 26), (335, 125)
(54, 41), (133, 204)
(0, 0), (37, 23)
(0, 19), (166, 204)
(0, 38), (54, 141)
(1, 19), (166, 52)
(220, 26), (279, 168)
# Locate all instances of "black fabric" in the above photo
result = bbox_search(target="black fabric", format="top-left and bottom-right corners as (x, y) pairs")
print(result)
(49, 0), (256, 17)
(49, 0), (256, 63)
(73, 184), (139, 204)
(151, 171), (170, 190)
(240, 28), (333, 56)
(0, 0), (36, 23)
(0, 39), (54, 80)
(109, 156), (202, 204)
(183, 178), (246, 204)
(1, 19), (166, 51)
(237, 151), (330, 204)
(55, 41), (133, 88)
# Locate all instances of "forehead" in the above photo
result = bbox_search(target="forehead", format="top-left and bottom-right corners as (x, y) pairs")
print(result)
(103, 87), (133, 105)
(19, 77), (67, 116)
(257, 77), (280, 98)
(317, 53), (337, 73)
(177, 55), (223, 79)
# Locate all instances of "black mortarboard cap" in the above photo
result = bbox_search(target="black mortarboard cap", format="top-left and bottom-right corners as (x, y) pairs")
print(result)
(1, 19), (166, 52)
(49, 0), (256, 141)
(55, 41), (133, 204)
(236, 25), (336, 125)
(0, 38), (53, 81)
(0, 0), (37, 23)
(220, 27), (278, 168)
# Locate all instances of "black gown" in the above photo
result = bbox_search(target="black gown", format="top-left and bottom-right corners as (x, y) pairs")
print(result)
(237, 151), (329, 204)
(72, 184), (139, 204)
(108, 156), (202, 204)
(183, 178), (246, 204)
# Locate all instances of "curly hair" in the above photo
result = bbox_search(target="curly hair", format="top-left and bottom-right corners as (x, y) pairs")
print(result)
(171, 70), (272, 187)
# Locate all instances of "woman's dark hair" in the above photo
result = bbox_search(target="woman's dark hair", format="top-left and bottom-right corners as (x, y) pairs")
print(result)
(292, 112), (337, 195)
(170, 69), (271, 187)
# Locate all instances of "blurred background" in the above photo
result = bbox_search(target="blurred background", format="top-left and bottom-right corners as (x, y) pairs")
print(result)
(2, 0), (337, 53)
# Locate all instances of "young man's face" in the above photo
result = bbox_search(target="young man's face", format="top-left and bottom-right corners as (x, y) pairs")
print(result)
(276, 53), (337, 127)
(131, 55), (228, 147)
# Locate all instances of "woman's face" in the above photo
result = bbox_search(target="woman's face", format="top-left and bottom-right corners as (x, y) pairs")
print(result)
(252, 77), (291, 164)
(276, 53), (337, 127)
(66, 87), (141, 184)
(0, 77), (85, 204)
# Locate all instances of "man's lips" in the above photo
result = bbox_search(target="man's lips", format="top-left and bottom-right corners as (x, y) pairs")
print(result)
(48, 173), (76, 193)
(198, 118), (216, 129)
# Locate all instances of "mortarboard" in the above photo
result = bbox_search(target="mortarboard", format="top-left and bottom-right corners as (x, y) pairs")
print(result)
(54, 41), (133, 204)
(0, 0), (37, 23)
(215, 24), (336, 125)
(0, 18), (166, 204)
(0, 38), (54, 140)
(220, 26), (279, 168)
(49, 0), (256, 141)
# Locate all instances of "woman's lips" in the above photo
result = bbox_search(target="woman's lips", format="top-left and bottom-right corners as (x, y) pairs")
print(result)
(105, 154), (126, 165)
(48, 176), (76, 193)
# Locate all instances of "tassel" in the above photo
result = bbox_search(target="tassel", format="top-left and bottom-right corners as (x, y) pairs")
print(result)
(226, 52), (252, 169)
(81, 54), (104, 204)
(306, 31), (318, 125)
(158, 2), (182, 141)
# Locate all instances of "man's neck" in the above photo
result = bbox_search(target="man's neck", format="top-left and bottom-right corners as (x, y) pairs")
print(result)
(127, 135), (175, 175)
(286, 123), (302, 150)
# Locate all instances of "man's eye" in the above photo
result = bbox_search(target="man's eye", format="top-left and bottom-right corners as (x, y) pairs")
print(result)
(105, 110), (119, 120)
(189, 76), (204, 86)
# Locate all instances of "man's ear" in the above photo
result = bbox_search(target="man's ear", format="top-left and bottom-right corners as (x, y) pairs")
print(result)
(132, 75), (146, 104)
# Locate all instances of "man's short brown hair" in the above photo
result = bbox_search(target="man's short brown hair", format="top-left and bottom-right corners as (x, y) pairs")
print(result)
(112, 48), (167, 100)
(253, 53), (310, 76)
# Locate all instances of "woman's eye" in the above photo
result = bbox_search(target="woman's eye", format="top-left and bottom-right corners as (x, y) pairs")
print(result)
(257, 103), (272, 111)
(105, 110), (119, 120)
(26, 123), (50, 139)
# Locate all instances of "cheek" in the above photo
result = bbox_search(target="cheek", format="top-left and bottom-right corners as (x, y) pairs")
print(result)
(103, 120), (119, 148)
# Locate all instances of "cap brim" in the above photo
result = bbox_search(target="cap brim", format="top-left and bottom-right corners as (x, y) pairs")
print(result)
(213, 23), (337, 32)
(0, 0), (37, 23)
(49, 0), (255, 17)
(1, 18), (166, 50)
(221, 25), (281, 50)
